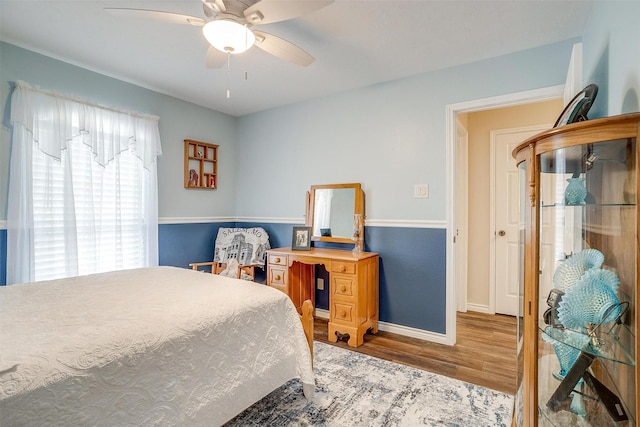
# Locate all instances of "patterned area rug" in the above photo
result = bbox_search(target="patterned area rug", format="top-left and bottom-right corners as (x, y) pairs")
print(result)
(225, 341), (514, 426)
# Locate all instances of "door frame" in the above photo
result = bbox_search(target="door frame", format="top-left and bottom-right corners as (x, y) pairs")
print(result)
(444, 84), (564, 345)
(455, 119), (469, 313)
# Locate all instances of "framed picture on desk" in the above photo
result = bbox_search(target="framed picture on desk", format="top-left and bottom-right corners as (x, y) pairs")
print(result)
(292, 226), (311, 250)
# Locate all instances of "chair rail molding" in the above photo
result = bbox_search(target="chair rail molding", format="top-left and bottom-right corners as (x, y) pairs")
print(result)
(161, 216), (447, 229)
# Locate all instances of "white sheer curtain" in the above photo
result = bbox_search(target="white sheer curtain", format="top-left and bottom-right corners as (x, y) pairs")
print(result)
(7, 81), (163, 284)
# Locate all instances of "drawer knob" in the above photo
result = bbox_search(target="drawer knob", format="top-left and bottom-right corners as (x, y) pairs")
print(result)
(275, 275), (281, 280)
(339, 265), (345, 272)
(275, 257), (281, 263)
(340, 285), (346, 293)
(340, 310), (346, 318)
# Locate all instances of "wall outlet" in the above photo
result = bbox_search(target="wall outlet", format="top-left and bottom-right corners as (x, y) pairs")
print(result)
(317, 278), (324, 290)
(414, 184), (429, 198)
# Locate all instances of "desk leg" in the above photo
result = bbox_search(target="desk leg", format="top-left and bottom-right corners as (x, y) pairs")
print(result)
(289, 262), (315, 313)
(370, 317), (379, 334)
(327, 323), (365, 347)
(348, 331), (364, 347)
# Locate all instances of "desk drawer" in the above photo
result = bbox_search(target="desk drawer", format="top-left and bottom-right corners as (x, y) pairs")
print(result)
(333, 276), (355, 298)
(331, 301), (355, 324)
(331, 261), (356, 274)
(269, 267), (287, 286)
(268, 254), (287, 266)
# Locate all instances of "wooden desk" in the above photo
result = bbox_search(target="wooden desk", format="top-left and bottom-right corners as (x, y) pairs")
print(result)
(266, 247), (379, 347)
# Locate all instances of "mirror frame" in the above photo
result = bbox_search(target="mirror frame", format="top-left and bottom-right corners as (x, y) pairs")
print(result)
(305, 183), (364, 244)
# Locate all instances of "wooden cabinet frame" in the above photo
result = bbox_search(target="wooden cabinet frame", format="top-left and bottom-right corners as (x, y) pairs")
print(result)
(184, 139), (218, 189)
(513, 113), (639, 426)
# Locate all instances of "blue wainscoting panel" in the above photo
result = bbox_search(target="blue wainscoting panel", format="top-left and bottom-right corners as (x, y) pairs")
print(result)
(158, 222), (235, 271)
(4, 222), (447, 332)
(4, 222), (446, 332)
(367, 226), (447, 334)
(158, 221), (293, 285)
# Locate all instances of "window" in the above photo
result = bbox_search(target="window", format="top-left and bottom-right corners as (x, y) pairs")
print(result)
(7, 81), (162, 284)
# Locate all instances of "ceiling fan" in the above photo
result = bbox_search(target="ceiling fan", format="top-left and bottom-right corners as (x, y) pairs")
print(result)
(105, 0), (334, 68)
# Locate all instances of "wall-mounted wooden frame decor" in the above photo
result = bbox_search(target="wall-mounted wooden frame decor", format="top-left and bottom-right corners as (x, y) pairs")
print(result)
(184, 139), (218, 189)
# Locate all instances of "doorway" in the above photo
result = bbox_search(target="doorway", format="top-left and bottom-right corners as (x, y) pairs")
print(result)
(445, 85), (565, 345)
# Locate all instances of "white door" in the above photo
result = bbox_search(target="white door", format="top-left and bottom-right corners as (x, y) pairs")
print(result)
(492, 126), (549, 315)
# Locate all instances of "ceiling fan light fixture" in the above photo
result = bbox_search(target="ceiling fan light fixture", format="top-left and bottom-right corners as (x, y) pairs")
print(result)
(203, 20), (255, 54)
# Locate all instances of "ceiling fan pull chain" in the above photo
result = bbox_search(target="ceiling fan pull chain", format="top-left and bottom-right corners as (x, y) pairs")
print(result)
(244, 47), (249, 81)
(226, 52), (231, 99)
(244, 24), (250, 81)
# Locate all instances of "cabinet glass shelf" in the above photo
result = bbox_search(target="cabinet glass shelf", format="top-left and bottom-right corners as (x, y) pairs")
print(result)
(541, 203), (636, 208)
(540, 323), (635, 366)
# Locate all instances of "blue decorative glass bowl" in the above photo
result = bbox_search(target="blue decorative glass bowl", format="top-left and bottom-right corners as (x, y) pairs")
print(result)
(564, 177), (587, 205)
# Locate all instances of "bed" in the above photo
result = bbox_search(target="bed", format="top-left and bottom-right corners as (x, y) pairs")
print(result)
(0, 266), (314, 426)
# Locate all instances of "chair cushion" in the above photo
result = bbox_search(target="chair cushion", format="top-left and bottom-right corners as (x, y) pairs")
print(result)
(212, 227), (270, 267)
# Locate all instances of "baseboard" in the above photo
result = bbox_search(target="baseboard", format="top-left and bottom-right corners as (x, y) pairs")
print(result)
(315, 308), (330, 319)
(466, 303), (492, 314)
(314, 308), (449, 345)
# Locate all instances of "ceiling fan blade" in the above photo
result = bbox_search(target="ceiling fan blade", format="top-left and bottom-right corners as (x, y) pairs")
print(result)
(243, 0), (334, 25)
(253, 30), (314, 66)
(206, 46), (228, 68)
(104, 8), (205, 26)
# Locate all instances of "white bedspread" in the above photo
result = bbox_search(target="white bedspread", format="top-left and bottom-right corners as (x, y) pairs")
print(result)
(0, 266), (314, 426)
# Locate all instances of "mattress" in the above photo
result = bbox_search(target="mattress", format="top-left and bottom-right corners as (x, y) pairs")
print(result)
(0, 266), (314, 426)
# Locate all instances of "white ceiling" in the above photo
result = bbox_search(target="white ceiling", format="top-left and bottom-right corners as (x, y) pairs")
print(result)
(0, 0), (593, 117)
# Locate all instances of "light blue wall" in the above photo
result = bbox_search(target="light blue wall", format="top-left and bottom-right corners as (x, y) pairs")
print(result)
(0, 42), (238, 221)
(0, 38), (583, 225)
(235, 39), (577, 220)
(582, 0), (640, 117)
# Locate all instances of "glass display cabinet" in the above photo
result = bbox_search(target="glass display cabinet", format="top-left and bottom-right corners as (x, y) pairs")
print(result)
(513, 113), (639, 426)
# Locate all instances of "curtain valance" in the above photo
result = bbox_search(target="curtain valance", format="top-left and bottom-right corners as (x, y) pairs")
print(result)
(10, 80), (162, 168)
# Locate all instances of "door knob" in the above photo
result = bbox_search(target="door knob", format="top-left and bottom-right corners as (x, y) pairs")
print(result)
(498, 230), (506, 237)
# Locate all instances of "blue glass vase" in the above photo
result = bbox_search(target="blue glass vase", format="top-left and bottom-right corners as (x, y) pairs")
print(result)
(564, 177), (587, 205)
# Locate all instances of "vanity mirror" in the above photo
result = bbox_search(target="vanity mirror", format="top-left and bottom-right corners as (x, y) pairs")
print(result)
(305, 183), (364, 244)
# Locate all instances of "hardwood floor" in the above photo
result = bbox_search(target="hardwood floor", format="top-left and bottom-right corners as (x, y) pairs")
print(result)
(313, 311), (518, 395)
